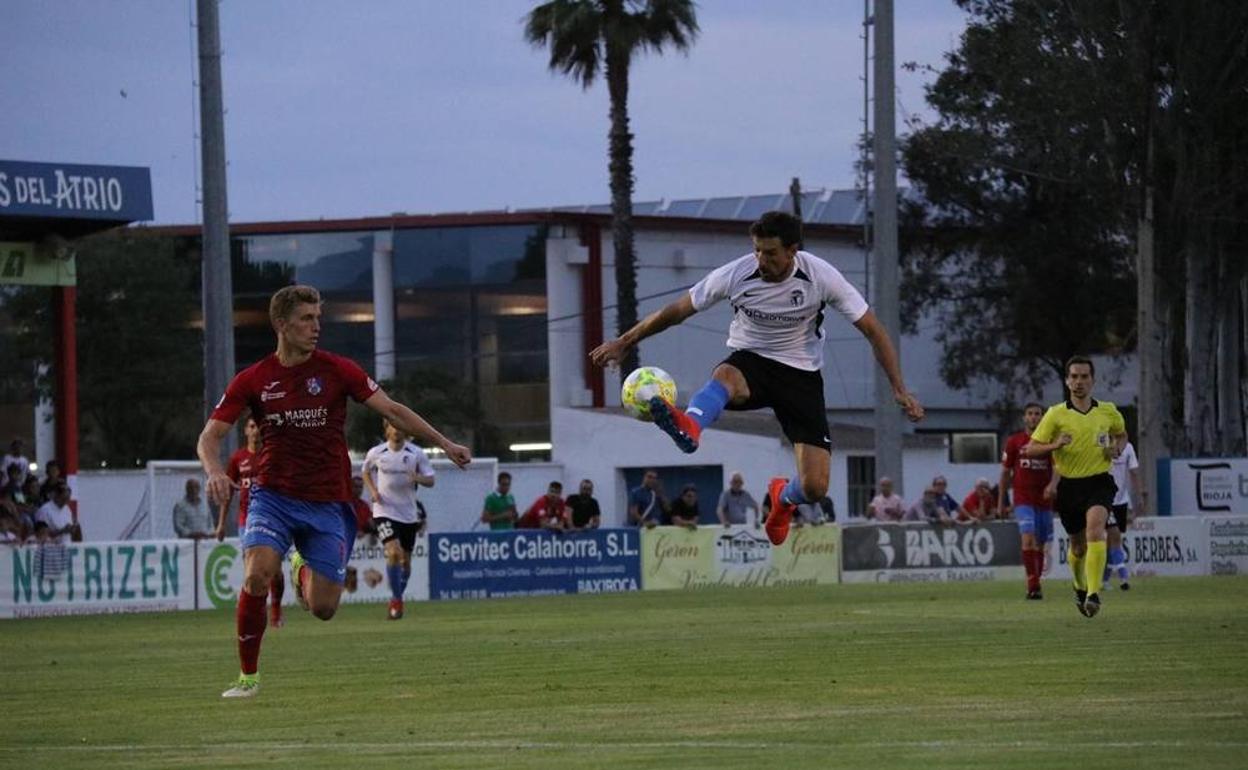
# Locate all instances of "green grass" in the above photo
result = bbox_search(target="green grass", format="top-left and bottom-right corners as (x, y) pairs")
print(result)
(2, 577), (1246, 769)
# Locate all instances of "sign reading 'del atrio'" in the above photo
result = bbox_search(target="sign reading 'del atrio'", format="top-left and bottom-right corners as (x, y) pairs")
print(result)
(0, 160), (153, 222)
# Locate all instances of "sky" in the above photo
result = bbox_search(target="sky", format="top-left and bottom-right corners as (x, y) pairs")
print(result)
(1, 1), (968, 225)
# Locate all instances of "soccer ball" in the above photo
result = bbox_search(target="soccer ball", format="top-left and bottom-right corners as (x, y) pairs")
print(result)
(621, 366), (677, 421)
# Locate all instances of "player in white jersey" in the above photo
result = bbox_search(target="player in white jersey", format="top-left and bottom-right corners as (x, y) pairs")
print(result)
(591, 211), (924, 546)
(362, 420), (435, 619)
(1106, 440), (1143, 590)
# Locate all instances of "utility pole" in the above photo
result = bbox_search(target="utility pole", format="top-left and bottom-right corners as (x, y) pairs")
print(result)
(197, 0), (236, 453)
(872, 0), (904, 494)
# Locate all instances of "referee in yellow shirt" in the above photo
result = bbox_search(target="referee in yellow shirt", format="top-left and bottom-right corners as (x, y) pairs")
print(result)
(1025, 356), (1128, 618)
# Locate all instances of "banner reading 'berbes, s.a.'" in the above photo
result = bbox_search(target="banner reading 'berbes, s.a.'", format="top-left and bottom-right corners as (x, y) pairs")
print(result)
(640, 524), (841, 590)
(429, 529), (641, 600)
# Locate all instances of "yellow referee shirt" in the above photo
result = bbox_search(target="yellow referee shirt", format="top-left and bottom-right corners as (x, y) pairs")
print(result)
(1031, 399), (1127, 479)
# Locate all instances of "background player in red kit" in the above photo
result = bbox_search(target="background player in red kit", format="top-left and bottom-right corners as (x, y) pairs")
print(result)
(999, 402), (1054, 599)
(213, 416), (285, 626)
(198, 285), (471, 698)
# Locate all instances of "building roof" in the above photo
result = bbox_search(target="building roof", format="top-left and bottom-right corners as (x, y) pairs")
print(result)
(542, 187), (915, 227)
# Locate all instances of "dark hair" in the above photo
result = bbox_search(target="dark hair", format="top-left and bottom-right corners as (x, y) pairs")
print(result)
(1023, 402), (1044, 412)
(497, 472), (511, 482)
(749, 211), (803, 248)
(548, 481), (563, 491)
(1065, 355), (1095, 377)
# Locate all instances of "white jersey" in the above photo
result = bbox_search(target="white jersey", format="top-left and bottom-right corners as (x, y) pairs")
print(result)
(1110, 441), (1139, 506)
(688, 251), (869, 371)
(363, 441), (434, 524)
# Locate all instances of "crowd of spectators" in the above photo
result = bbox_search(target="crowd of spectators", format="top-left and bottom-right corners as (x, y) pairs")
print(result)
(481, 473), (602, 532)
(865, 473), (1008, 525)
(1, 439), (80, 544)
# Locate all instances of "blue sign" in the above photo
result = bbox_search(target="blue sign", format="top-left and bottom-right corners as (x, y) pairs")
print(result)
(0, 160), (153, 222)
(429, 529), (641, 600)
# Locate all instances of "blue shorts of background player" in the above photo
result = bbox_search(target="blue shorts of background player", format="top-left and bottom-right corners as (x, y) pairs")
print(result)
(243, 486), (357, 584)
(1014, 504), (1054, 544)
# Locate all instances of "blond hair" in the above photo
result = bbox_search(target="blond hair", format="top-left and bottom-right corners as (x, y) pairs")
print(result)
(269, 285), (321, 327)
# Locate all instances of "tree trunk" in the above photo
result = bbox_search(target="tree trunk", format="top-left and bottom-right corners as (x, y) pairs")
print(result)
(605, 47), (639, 376)
(1216, 262), (1246, 454)
(1183, 234), (1218, 455)
(1137, 176), (1169, 510)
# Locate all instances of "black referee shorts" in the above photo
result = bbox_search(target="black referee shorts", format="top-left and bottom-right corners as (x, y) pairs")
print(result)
(1055, 473), (1118, 535)
(720, 349), (831, 451)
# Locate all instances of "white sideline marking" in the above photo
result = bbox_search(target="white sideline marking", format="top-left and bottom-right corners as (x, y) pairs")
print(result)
(4, 739), (1248, 753)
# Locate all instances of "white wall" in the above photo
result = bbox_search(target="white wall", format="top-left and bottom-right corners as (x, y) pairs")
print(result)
(74, 470), (148, 541)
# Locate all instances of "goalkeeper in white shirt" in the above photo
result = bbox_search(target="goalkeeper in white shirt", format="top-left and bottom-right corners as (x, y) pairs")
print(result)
(592, 211), (924, 547)
(362, 420), (435, 620)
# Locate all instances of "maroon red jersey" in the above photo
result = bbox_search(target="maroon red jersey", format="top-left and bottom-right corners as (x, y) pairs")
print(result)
(211, 350), (379, 502)
(1002, 430), (1052, 507)
(226, 447), (257, 523)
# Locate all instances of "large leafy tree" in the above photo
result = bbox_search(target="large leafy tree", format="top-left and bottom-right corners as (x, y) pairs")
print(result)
(524, 0), (698, 375)
(6, 231), (203, 467)
(901, 0), (1247, 454)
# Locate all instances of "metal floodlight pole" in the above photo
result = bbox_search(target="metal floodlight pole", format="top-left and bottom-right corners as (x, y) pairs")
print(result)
(197, 0), (236, 456)
(872, 0), (904, 494)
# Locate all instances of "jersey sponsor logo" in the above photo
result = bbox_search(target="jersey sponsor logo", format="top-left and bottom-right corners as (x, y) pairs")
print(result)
(305, 376), (323, 396)
(260, 381), (286, 402)
(265, 406), (329, 429)
(737, 305), (807, 326)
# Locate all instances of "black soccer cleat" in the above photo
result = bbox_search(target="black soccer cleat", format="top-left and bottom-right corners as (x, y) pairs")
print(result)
(1119, 582), (1131, 591)
(1026, 589), (1043, 600)
(1082, 592), (1101, 618)
(1074, 588), (1089, 617)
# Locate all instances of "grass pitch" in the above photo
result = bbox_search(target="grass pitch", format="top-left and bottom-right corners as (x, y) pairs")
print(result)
(2, 577), (1246, 769)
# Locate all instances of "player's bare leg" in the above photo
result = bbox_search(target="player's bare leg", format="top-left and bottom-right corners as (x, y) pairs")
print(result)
(385, 539), (405, 620)
(301, 566), (345, 621)
(767, 444), (830, 546)
(223, 545), (281, 698)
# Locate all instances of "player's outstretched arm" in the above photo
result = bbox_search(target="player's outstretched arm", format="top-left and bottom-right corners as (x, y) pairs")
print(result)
(197, 419), (238, 508)
(590, 294), (697, 369)
(363, 391), (471, 468)
(852, 310), (924, 422)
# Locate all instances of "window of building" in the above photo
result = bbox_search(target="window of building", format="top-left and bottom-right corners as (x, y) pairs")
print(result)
(846, 455), (876, 519)
(949, 432), (999, 464)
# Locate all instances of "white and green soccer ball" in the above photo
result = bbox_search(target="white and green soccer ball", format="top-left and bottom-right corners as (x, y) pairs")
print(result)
(620, 366), (677, 421)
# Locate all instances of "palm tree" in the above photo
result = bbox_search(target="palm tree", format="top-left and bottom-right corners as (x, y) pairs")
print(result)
(524, 0), (699, 376)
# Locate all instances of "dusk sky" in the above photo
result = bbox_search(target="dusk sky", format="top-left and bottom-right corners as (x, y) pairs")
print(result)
(2, 1), (968, 225)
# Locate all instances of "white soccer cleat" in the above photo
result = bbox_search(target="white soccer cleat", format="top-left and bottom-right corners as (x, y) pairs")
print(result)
(221, 675), (260, 698)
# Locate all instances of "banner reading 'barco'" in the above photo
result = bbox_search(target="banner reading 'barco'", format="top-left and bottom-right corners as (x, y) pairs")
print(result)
(840, 522), (1023, 583)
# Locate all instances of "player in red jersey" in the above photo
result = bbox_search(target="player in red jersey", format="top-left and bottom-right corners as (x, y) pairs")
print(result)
(998, 402), (1055, 600)
(213, 416), (286, 626)
(198, 285), (471, 699)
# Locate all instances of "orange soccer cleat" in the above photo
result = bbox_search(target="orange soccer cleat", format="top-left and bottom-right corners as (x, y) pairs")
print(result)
(765, 477), (796, 546)
(649, 397), (702, 453)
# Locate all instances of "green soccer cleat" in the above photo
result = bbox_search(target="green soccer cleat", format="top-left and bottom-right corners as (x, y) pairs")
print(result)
(290, 551), (308, 610)
(221, 673), (260, 699)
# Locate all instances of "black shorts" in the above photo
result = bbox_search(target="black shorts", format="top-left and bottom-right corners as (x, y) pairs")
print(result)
(721, 349), (830, 450)
(375, 517), (419, 553)
(1109, 503), (1129, 532)
(1055, 473), (1118, 535)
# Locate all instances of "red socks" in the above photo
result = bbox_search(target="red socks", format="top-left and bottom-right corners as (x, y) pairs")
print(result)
(236, 589), (268, 675)
(1023, 550), (1042, 592)
(269, 575), (285, 621)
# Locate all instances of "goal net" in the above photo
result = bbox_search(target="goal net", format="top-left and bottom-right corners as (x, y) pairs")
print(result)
(121, 457), (499, 540)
